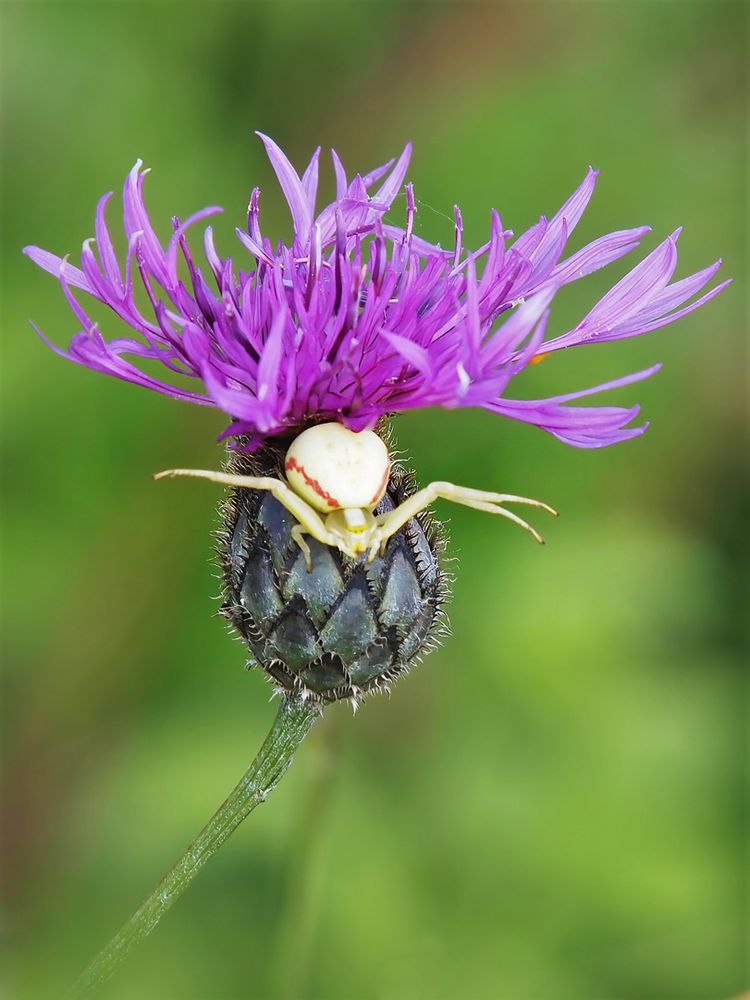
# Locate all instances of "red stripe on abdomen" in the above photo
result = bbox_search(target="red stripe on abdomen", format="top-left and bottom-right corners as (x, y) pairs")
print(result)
(285, 457), (340, 508)
(370, 460), (390, 506)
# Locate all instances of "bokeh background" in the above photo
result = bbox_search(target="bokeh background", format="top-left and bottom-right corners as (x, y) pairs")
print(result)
(1, 1), (746, 997)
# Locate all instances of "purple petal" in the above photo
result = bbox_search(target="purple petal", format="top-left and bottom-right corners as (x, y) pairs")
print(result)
(235, 227), (275, 266)
(330, 148), (348, 200)
(371, 142), (412, 210)
(613, 277), (732, 338)
(487, 365), (661, 447)
(630, 259), (724, 324)
(23, 247), (93, 293)
(381, 330), (433, 378)
(547, 167), (599, 239)
(482, 286), (558, 367)
(256, 131), (312, 242)
(361, 156), (397, 190)
(550, 227), (651, 285)
(94, 192), (123, 291)
(583, 234), (679, 330)
(122, 161), (170, 287)
(301, 146), (321, 215)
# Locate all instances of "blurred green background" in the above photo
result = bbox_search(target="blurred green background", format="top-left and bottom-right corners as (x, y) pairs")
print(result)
(1, 1), (746, 998)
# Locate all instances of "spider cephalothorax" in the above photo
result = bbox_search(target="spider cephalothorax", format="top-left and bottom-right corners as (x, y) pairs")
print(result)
(155, 422), (556, 570)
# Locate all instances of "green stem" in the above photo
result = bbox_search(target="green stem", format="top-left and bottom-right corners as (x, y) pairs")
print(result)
(273, 712), (343, 1000)
(69, 695), (321, 996)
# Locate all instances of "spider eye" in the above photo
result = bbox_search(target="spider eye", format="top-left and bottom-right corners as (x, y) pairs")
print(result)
(285, 423), (390, 513)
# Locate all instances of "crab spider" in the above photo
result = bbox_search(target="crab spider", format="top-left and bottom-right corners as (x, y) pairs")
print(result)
(155, 423), (557, 570)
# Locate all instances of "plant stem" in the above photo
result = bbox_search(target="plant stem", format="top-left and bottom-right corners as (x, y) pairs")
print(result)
(273, 712), (343, 1000)
(69, 695), (321, 996)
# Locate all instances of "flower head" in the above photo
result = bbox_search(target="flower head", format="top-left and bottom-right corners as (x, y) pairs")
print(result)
(25, 133), (729, 449)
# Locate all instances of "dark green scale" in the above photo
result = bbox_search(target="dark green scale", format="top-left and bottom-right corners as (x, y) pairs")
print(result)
(218, 435), (448, 702)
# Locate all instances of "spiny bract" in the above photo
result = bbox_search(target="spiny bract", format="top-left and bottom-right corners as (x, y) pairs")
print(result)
(219, 437), (449, 703)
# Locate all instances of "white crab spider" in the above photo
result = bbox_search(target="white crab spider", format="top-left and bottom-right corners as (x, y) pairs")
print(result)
(155, 422), (557, 570)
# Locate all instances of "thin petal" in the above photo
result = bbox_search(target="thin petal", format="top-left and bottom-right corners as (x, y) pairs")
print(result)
(23, 246), (93, 293)
(547, 166), (599, 239)
(256, 131), (312, 241)
(330, 148), (348, 201)
(550, 227), (651, 285)
(371, 142), (412, 209)
(301, 146), (321, 215)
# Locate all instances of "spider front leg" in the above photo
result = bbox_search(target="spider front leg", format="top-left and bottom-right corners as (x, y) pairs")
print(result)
(154, 468), (337, 569)
(375, 480), (557, 546)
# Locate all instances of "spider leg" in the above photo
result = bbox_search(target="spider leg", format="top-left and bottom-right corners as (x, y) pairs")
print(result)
(291, 525), (314, 572)
(364, 537), (382, 564)
(375, 480), (557, 545)
(154, 468), (338, 558)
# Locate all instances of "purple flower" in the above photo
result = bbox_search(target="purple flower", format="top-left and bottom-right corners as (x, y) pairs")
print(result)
(24, 133), (729, 449)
